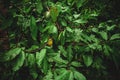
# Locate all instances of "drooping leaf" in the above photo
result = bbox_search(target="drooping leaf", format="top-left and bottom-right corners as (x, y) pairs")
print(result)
(92, 27), (98, 33)
(76, 0), (86, 8)
(29, 67), (38, 80)
(27, 54), (36, 67)
(55, 69), (69, 80)
(67, 0), (73, 5)
(48, 24), (58, 34)
(103, 45), (112, 56)
(36, 0), (43, 13)
(73, 14), (80, 19)
(61, 19), (67, 26)
(50, 6), (59, 22)
(36, 49), (46, 66)
(67, 45), (73, 61)
(107, 25), (115, 31)
(69, 71), (74, 80)
(66, 27), (73, 33)
(30, 16), (37, 40)
(99, 31), (108, 40)
(110, 34), (120, 40)
(71, 61), (83, 67)
(12, 51), (25, 71)
(74, 71), (86, 80)
(58, 46), (67, 57)
(26, 45), (39, 52)
(42, 57), (49, 74)
(83, 55), (93, 67)
(43, 70), (53, 80)
(58, 30), (66, 45)
(0, 48), (21, 62)
(52, 53), (68, 64)
(74, 19), (88, 24)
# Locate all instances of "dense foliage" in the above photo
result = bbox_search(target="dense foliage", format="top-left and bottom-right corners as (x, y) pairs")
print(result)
(0, 0), (120, 80)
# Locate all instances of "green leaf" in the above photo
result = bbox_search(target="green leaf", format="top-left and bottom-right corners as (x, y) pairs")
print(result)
(66, 27), (73, 33)
(103, 45), (112, 56)
(27, 45), (39, 52)
(55, 69), (69, 80)
(61, 19), (67, 26)
(44, 23), (58, 34)
(83, 55), (93, 67)
(12, 51), (25, 71)
(50, 6), (59, 22)
(30, 16), (37, 40)
(76, 0), (86, 8)
(67, 45), (73, 61)
(99, 31), (108, 40)
(73, 14), (80, 19)
(52, 53), (68, 64)
(107, 25), (115, 31)
(74, 19), (87, 24)
(71, 61), (82, 67)
(49, 24), (58, 34)
(58, 46), (67, 57)
(58, 31), (66, 45)
(74, 71), (86, 80)
(69, 71), (74, 80)
(110, 34), (120, 40)
(92, 28), (98, 33)
(0, 48), (21, 62)
(43, 70), (53, 80)
(36, 49), (46, 66)
(36, 1), (43, 13)
(42, 57), (49, 74)
(27, 54), (36, 67)
(67, 0), (73, 4)
(29, 67), (38, 80)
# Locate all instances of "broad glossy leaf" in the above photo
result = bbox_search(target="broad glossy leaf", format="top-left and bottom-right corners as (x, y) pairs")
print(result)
(99, 31), (108, 40)
(92, 28), (98, 33)
(36, 1), (43, 13)
(27, 54), (36, 67)
(107, 25), (115, 31)
(0, 48), (21, 62)
(110, 34), (120, 40)
(74, 19), (87, 24)
(74, 71), (86, 80)
(55, 69), (69, 80)
(73, 14), (80, 19)
(36, 49), (46, 66)
(103, 45), (112, 56)
(66, 27), (73, 33)
(42, 57), (49, 74)
(76, 0), (86, 8)
(27, 45), (39, 52)
(52, 53), (68, 64)
(12, 51), (25, 71)
(71, 61), (82, 67)
(67, 45), (73, 61)
(69, 71), (74, 80)
(61, 19), (67, 26)
(29, 67), (38, 80)
(43, 70), (53, 80)
(83, 55), (93, 67)
(50, 6), (59, 22)
(30, 16), (37, 40)
(58, 31), (66, 45)
(58, 46), (67, 57)
(49, 24), (58, 34)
